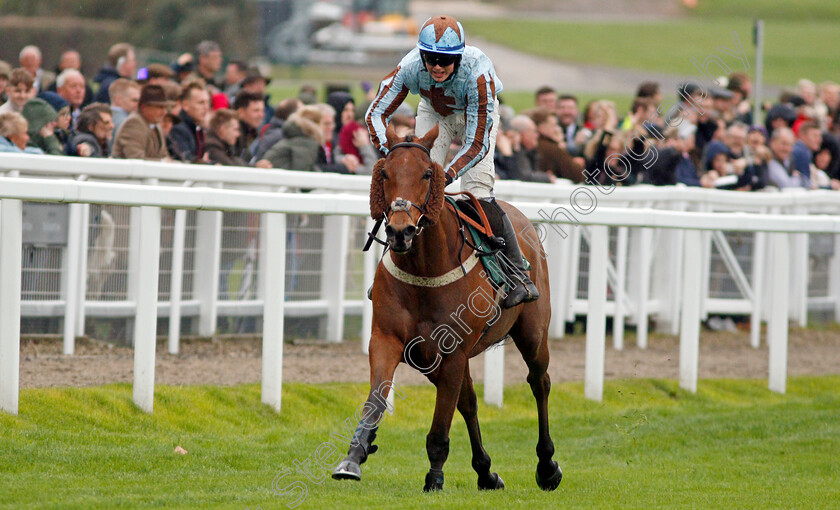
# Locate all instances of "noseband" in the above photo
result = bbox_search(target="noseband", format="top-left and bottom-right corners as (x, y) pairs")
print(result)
(384, 142), (435, 234)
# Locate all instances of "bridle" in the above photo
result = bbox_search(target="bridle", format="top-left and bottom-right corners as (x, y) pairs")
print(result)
(363, 141), (436, 253)
(383, 142), (435, 234)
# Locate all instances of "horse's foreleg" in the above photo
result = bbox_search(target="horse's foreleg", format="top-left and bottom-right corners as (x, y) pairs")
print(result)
(422, 354), (466, 492)
(332, 334), (402, 482)
(457, 366), (504, 490)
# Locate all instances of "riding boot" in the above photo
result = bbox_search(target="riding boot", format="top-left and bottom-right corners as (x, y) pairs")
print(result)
(489, 200), (540, 308)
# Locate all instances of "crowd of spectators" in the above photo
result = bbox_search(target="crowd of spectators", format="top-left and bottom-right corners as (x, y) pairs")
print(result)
(1, 41), (839, 193)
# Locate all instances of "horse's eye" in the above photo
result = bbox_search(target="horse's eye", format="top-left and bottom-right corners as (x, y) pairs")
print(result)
(422, 169), (433, 180)
(381, 168), (388, 180)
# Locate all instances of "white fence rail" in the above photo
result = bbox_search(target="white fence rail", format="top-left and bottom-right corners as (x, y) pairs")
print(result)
(3, 155), (840, 415)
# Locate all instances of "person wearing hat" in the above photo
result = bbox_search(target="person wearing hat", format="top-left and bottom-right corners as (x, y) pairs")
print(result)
(21, 97), (62, 155)
(112, 84), (171, 160)
(365, 14), (538, 308)
(241, 66), (274, 123)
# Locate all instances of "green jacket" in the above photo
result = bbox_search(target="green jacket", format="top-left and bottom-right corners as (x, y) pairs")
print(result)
(264, 119), (320, 171)
(22, 98), (62, 155)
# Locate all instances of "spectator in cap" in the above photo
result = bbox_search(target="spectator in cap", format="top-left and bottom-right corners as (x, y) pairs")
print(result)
(196, 40), (223, 92)
(0, 61), (10, 104)
(21, 97), (61, 155)
(93, 43), (136, 104)
(241, 66), (274, 125)
(71, 102), (114, 157)
(0, 68), (35, 115)
(0, 112), (43, 154)
(35, 91), (72, 149)
(112, 84), (172, 160)
(46, 49), (94, 107)
(19, 45), (54, 93)
(137, 63), (175, 86)
(108, 78), (141, 132)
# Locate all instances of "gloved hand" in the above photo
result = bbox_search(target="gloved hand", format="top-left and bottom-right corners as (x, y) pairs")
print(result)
(445, 173), (454, 187)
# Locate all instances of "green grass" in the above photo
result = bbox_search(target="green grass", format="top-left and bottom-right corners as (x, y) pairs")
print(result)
(689, 0), (840, 22)
(2, 377), (839, 509)
(465, 18), (840, 86)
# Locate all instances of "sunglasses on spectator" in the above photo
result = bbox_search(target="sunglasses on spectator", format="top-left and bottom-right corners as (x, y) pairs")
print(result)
(421, 51), (458, 68)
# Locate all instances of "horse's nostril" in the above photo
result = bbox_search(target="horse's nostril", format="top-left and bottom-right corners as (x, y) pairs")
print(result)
(404, 225), (417, 238)
(385, 225), (395, 238)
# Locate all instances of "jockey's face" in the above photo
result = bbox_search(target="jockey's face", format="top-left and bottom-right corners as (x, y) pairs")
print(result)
(421, 51), (457, 83)
(425, 61), (454, 83)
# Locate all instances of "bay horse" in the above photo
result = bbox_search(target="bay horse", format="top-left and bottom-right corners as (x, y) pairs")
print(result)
(331, 123), (562, 492)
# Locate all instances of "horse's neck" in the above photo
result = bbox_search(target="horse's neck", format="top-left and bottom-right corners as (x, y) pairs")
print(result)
(391, 207), (465, 277)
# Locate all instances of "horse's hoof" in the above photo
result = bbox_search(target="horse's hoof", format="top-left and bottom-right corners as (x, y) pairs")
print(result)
(535, 461), (562, 491)
(478, 472), (505, 490)
(423, 470), (444, 492)
(331, 459), (362, 481)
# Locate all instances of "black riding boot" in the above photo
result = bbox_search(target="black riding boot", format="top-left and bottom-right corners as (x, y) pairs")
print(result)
(488, 200), (539, 308)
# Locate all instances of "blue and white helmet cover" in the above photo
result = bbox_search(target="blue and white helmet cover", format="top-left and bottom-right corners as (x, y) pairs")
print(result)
(416, 15), (465, 55)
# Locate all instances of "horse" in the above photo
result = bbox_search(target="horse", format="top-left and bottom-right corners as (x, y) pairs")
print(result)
(331, 122), (562, 492)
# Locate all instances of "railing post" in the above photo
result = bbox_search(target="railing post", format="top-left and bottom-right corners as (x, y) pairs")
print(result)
(168, 209), (187, 354)
(679, 229), (703, 393)
(133, 205), (161, 413)
(75, 204), (89, 337)
(751, 230), (767, 348)
(361, 217), (378, 354)
(613, 226), (628, 350)
(62, 203), (83, 355)
(546, 220), (568, 339)
(634, 228), (653, 349)
(262, 213), (286, 412)
(321, 215), (350, 343)
(768, 232), (790, 394)
(483, 343), (504, 407)
(584, 225), (608, 402)
(0, 199), (23, 415)
(194, 209), (222, 336)
(831, 233), (840, 321)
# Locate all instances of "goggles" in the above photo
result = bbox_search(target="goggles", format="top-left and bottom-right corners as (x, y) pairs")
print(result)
(421, 51), (458, 68)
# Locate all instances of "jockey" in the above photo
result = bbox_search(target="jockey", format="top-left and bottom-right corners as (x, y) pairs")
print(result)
(366, 14), (539, 308)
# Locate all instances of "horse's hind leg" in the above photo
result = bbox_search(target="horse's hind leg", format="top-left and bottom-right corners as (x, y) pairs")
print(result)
(422, 353), (467, 492)
(510, 319), (563, 491)
(457, 365), (504, 490)
(332, 333), (403, 482)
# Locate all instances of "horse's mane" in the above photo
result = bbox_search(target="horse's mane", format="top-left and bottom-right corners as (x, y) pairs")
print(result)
(370, 144), (446, 225)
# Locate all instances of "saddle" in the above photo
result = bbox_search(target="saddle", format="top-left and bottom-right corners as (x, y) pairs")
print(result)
(445, 192), (530, 291)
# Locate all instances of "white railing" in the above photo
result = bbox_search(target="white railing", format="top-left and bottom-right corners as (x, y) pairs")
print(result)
(3, 155), (840, 415)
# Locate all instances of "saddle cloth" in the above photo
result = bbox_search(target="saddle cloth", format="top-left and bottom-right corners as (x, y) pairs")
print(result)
(445, 195), (530, 291)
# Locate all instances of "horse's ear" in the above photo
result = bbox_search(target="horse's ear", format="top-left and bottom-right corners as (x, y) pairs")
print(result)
(385, 123), (400, 150)
(418, 124), (439, 152)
